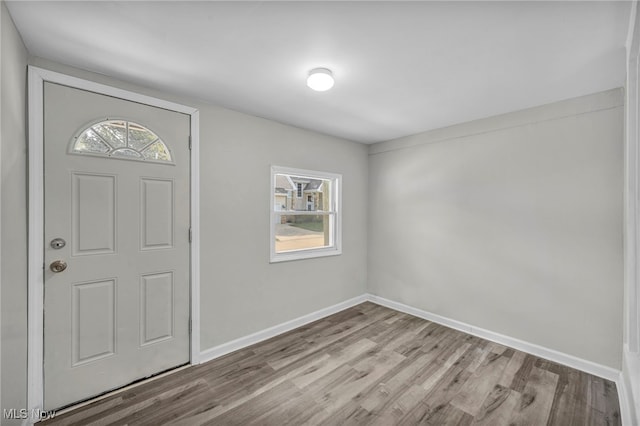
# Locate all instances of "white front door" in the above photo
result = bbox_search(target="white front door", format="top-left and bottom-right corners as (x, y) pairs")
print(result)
(43, 82), (191, 410)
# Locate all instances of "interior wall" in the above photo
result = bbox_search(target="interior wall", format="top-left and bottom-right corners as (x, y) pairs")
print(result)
(1, 7), (626, 418)
(198, 106), (368, 348)
(368, 89), (624, 369)
(3, 55), (367, 412)
(624, 1), (640, 422)
(0, 1), (28, 422)
(1, 0), (4, 418)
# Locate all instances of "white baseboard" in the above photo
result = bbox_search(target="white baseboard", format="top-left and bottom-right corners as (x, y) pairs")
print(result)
(198, 292), (629, 422)
(199, 294), (368, 364)
(365, 294), (621, 382)
(618, 370), (634, 426)
(621, 347), (640, 426)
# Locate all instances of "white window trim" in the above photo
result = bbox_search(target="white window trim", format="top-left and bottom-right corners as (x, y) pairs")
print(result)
(270, 166), (342, 263)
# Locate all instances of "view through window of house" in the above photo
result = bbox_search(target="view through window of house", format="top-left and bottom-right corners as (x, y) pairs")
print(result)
(271, 166), (342, 262)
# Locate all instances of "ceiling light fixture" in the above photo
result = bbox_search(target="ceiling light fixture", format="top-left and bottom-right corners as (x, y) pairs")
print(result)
(307, 68), (334, 92)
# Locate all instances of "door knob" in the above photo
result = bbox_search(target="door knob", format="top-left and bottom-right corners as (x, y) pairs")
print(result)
(50, 260), (67, 273)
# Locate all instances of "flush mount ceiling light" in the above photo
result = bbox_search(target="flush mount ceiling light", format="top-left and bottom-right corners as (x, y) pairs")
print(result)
(307, 68), (334, 92)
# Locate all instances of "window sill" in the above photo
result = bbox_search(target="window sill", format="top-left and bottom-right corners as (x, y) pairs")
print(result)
(270, 247), (342, 263)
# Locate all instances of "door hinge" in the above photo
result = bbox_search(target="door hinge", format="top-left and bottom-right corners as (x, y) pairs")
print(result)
(188, 135), (192, 150)
(189, 228), (192, 243)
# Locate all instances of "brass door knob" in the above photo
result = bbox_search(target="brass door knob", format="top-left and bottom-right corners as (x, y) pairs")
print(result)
(50, 260), (67, 273)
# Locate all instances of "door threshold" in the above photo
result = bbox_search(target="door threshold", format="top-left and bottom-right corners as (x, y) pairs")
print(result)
(45, 363), (191, 419)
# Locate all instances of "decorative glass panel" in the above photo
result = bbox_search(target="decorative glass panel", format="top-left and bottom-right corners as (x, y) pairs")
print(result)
(93, 121), (126, 149)
(75, 129), (110, 154)
(128, 122), (159, 151)
(111, 148), (142, 158)
(142, 140), (171, 161)
(72, 120), (173, 163)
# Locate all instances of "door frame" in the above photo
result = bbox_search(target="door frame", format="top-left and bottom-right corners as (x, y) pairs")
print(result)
(26, 66), (201, 413)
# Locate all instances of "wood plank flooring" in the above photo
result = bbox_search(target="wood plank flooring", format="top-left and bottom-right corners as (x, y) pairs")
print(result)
(41, 302), (621, 425)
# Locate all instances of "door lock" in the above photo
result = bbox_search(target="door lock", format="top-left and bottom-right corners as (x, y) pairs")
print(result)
(50, 238), (66, 249)
(50, 260), (67, 273)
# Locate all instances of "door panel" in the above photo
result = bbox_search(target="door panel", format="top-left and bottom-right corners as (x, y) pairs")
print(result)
(140, 272), (174, 345)
(72, 279), (116, 365)
(140, 178), (174, 250)
(43, 82), (191, 410)
(72, 173), (116, 255)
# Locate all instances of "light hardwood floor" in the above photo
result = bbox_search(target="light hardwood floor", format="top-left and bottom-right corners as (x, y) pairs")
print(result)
(42, 302), (621, 425)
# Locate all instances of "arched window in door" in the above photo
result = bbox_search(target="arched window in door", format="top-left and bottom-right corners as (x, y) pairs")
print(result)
(71, 120), (173, 163)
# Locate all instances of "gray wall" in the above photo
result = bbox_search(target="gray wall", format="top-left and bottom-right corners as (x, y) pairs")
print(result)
(0, 52), (368, 415)
(199, 107), (368, 347)
(1, 1), (28, 421)
(368, 89), (624, 369)
(1, 1), (3, 417)
(0, 8), (625, 415)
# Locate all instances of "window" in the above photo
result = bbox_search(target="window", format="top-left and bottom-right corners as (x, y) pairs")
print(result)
(71, 120), (173, 163)
(270, 166), (342, 262)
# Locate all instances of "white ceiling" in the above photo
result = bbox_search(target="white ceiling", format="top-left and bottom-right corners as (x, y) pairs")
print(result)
(6, 1), (632, 144)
